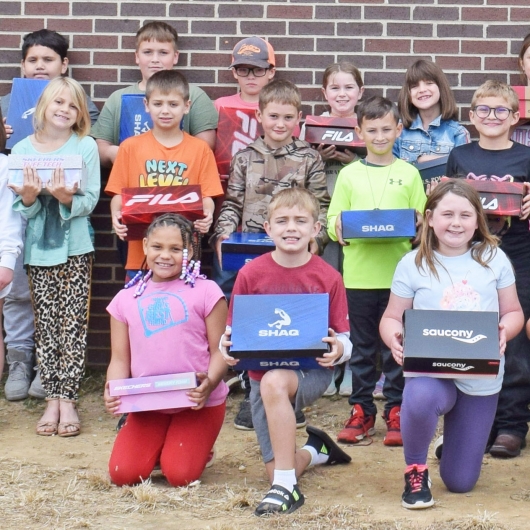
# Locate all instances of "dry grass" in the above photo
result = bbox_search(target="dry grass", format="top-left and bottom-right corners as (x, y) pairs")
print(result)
(0, 455), (513, 530)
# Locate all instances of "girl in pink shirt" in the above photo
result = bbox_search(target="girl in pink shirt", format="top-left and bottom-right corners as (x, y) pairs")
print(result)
(104, 214), (228, 487)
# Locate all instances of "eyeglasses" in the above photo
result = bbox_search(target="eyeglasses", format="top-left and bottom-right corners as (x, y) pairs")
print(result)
(472, 105), (514, 121)
(234, 67), (269, 77)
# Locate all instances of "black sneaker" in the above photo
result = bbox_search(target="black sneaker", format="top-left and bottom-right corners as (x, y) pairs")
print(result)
(116, 413), (128, 432)
(434, 435), (443, 460)
(234, 397), (253, 430)
(255, 484), (305, 516)
(402, 464), (434, 509)
(295, 410), (307, 429)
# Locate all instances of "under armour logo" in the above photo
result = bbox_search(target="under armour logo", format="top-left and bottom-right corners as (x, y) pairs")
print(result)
(389, 179), (403, 185)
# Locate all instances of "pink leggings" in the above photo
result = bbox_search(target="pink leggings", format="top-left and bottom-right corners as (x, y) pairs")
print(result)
(109, 403), (226, 487)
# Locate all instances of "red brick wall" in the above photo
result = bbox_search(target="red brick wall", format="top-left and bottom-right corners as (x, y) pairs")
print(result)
(0, 1), (529, 365)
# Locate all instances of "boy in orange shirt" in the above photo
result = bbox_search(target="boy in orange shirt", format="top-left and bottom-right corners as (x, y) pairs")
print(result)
(105, 70), (223, 275)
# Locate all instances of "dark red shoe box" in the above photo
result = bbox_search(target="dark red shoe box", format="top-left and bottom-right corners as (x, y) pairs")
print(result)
(304, 115), (365, 150)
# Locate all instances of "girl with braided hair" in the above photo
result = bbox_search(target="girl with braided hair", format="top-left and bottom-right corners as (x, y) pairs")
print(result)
(104, 213), (228, 486)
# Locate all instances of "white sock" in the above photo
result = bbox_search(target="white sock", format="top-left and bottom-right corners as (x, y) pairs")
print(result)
(261, 469), (297, 506)
(302, 442), (330, 466)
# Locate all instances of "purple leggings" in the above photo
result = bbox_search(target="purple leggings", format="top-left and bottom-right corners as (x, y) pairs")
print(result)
(402, 377), (499, 493)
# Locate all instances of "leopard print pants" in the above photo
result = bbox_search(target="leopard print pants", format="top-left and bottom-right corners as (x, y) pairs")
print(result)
(28, 253), (93, 401)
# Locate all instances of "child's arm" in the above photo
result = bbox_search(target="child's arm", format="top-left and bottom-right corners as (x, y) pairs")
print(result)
(194, 197), (215, 234)
(104, 316), (132, 415)
(380, 293), (414, 366)
(187, 298), (228, 410)
(9, 166), (42, 209)
(498, 284), (524, 355)
(318, 328), (350, 368)
(520, 182), (530, 221)
(110, 194), (128, 240)
(526, 318), (530, 340)
(327, 171), (351, 246)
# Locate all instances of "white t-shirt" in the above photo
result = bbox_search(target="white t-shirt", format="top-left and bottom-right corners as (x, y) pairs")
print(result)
(391, 246), (515, 396)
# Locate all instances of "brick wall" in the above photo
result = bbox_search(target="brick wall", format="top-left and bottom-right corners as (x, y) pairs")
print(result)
(0, 1), (529, 366)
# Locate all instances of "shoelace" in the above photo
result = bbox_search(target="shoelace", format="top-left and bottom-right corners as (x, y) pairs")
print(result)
(407, 466), (426, 493)
(386, 413), (400, 430)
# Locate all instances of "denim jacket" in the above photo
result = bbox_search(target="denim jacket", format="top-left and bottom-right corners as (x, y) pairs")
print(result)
(393, 115), (470, 163)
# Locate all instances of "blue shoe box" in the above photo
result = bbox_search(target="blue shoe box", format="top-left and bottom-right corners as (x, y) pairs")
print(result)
(341, 209), (417, 240)
(229, 294), (330, 371)
(221, 232), (275, 271)
(403, 309), (500, 379)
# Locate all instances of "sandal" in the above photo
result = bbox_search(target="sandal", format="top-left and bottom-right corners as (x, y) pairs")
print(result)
(36, 421), (58, 436)
(254, 484), (304, 516)
(58, 421), (81, 437)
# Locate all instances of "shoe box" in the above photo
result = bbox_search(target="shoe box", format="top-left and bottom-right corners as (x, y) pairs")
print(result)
(304, 115), (365, 152)
(414, 155), (449, 183)
(119, 94), (153, 143)
(229, 293), (329, 370)
(403, 309), (500, 378)
(108, 372), (197, 413)
(121, 185), (203, 240)
(6, 78), (48, 149)
(221, 232), (275, 270)
(512, 86), (530, 119)
(341, 209), (417, 240)
(8, 154), (88, 195)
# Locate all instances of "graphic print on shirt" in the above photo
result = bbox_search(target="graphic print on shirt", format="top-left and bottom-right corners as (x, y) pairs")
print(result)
(138, 292), (189, 337)
(440, 279), (481, 311)
(138, 159), (190, 187)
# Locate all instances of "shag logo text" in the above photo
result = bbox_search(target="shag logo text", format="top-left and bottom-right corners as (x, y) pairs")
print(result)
(422, 328), (487, 344)
(259, 361), (300, 367)
(362, 224), (395, 232)
(259, 308), (299, 336)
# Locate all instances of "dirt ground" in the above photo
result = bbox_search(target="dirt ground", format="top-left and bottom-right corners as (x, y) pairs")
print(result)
(1, 372), (529, 530)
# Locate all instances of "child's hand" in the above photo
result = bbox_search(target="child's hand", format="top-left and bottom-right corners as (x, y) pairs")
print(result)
(425, 178), (441, 197)
(333, 148), (356, 165)
(318, 328), (342, 367)
(103, 381), (122, 415)
(214, 234), (229, 268)
(188, 372), (212, 410)
(317, 143), (337, 161)
(334, 215), (349, 246)
(194, 210), (213, 234)
(9, 165), (42, 206)
(3, 117), (13, 139)
(499, 323), (508, 356)
(0, 266), (14, 291)
(219, 325), (239, 366)
(111, 210), (128, 240)
(520, 182), (530, 220)
(390, 332), (404, 366)
(47, 168), (77, 206)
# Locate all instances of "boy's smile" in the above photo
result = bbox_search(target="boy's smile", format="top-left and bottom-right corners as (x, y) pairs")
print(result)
(256, 102), (301, 149)
(356, 112), (402, 164)
(22, 44), (68, 80)
(470, 96), (519, 144)
(264, 205), (320, 258)
(145, 89), (190, 130)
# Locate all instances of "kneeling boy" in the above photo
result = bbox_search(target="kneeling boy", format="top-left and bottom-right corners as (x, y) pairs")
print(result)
(221, 188), (352, 516)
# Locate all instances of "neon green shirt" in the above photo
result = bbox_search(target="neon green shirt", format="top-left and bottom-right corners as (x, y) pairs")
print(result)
(328, 159), (426, 289)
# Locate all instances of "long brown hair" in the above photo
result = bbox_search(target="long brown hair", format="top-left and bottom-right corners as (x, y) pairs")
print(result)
(0, 108), (6, 151)
(518, 33), (530, 84)
(398, 60), (458, 129)
(415, 179), (499, 280)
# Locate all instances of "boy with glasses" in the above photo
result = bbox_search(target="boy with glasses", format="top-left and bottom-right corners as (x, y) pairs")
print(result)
(446, 80), (530, 459)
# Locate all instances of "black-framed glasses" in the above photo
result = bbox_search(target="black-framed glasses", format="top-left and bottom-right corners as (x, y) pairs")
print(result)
(472, 105), (514, 121)
(234, 66), (269, 77)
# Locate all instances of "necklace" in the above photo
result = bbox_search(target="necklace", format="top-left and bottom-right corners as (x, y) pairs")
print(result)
(364, 157), (395, 210)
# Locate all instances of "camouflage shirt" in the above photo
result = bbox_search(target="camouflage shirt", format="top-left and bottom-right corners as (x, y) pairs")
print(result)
(211, 137), (330, 252)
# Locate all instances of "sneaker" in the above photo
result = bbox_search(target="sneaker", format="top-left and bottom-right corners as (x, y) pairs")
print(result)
(295, 409), (307, 429)
(255, 484), (304, 516)
(234, 397), (253, 430)
(402, 464), (434, 509)
(383, 406), (403, 446)
(373, 374), (386, 400)
(28, 369), (46, 399)
(337, 404), (375, 444)
(338, 366), (352, 397)
(4, 356), (31, 401)
(434, 435), (443, 460)
(116, 414), (128, 432)
(223, 369), (239, 391)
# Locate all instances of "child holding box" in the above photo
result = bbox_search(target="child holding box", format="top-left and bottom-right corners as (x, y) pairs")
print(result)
(446, 81), (530, 458)
(221, 187), (352, 516)
(327, 96), (426, 446)
(104, 213), (228, 487)
(380, 179), (523, 509)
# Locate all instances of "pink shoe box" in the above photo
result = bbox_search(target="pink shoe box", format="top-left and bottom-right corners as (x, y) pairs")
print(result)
(108, 372), (197, 413)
